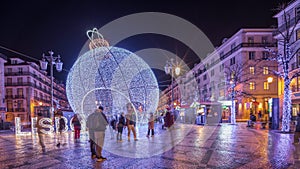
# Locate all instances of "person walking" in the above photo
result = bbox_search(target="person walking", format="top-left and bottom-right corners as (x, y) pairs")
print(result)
(126, 103), (138, 141)
(72, 114), (81, 142)
(88, 106), (109, 162)
(56, 112), (66, 147)
(147, 113), (155, 137)
(117, 112), (126, 142)
(109, 114), (116, 139)
(37, 112), (46, 153)
(87, 111), (97, 159)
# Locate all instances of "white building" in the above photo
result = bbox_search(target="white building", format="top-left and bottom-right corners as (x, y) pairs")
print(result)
(273, 0), (300, 118)
(4, 57), (70, 125)
(0, 54), (7, 122)
(159, 28), (278, 121)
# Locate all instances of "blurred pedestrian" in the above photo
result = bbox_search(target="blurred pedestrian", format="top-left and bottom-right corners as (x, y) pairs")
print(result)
(72, 114), (81, 142)
(56, 112), (66, 147)
(87, 106), (109, 162)
(126, 103), (138, 141)
(147, 113), (155, 137)
(109, 115), (116, 139)
(87, 111), (97, 159)
(117, 112), (125, 142)
(37, 112), (46, 153)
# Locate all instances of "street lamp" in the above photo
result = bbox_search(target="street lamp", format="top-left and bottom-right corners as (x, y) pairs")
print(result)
(40, 51), (63, 121)
(267, 77), (273, 83)
(164, 58), (180, 110)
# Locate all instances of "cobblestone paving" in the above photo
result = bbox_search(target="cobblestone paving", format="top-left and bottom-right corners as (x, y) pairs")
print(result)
(0, 123), (299, 169)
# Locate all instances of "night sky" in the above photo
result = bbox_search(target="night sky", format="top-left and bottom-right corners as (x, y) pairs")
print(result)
(0, 0), (287, 84)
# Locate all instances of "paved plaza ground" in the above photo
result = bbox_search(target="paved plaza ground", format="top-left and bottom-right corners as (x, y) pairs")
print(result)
(0, 122), (300, 169)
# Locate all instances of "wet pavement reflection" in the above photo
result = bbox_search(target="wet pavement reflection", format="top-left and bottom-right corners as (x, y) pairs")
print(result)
(0, 123), (299, 168)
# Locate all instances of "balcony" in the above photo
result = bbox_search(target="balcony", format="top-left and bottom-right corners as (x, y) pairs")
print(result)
(273, 16), (300, 36)
(5, 95), (13, 99)
(15, 95), (25, 99)
(15, 108), (25, 112)
(220, 43), (277, 61)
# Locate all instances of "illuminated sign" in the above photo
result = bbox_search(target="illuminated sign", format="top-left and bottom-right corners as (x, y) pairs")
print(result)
(15, 116), (84, 135)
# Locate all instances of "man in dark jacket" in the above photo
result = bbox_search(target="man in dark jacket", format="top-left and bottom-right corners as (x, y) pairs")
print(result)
(87, 106), (108, 162)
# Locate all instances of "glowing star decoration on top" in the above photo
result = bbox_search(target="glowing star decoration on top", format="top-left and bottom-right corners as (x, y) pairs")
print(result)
(86, 28), (110, 50)
(66, 28), (159, 123)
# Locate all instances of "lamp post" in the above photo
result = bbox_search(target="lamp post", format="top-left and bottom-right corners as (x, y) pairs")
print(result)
(164, 58), (180, 110)
(40, 51), (63, 121)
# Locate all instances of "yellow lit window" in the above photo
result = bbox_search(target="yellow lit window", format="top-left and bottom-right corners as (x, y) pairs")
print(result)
(250, 67), (255, 74)
(263, 67), (269, 75)
(250, 82), (255, 90)
(264, 82), (269, 90)
(231, 71), (235, 79)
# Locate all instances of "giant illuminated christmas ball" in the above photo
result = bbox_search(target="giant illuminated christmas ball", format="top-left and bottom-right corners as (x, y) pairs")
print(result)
(66, 39), (159, 122)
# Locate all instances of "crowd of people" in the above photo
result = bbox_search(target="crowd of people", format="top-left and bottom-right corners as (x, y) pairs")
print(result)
(36, 104), (176, 162)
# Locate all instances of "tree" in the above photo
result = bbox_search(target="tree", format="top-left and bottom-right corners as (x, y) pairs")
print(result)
(224, 61), (258, 124)
(266, 3), (300, 132)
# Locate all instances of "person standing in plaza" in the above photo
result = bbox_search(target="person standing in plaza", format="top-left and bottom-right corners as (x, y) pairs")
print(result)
(147, 112), (155, 137)
(94, 106), (109, 162)
(37, 112), (46, 153)
(87, 111), (97, 159)
(72, 114), (81, 142)
(126, 103), (138, 141)
(117, 112), (125, 142)
(56, 112), (66, 147)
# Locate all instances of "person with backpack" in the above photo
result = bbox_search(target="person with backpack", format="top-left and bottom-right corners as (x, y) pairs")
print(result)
(117, 112), (126, 142)
(72, 114), (81, 142)
(87, 106), (109, 162)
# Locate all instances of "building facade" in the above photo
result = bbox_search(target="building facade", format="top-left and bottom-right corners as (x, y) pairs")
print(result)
(273, 0), (300, 118)
(159, 28), (278, 121)
(4, 57), (70, 125)
(0, 54), (7, 122)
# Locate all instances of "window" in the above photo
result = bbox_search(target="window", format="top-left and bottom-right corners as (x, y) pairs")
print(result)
(262, 36), (268, 43)
(262, 51), (269, 60)
(248, 37), (254, 43)
(296, 6), (300, 21)
(263, 67), (269, 74)
(7, 78), (12, 84)
(219, 64), (224, 72)
(249, 51), (255, 60)
(203, 74), (207, 80)
(17, 88), (23, 96)
(219, 90), (224, 97)
(17, 100), (23, 108)
(296, 29), (300, 41)
(18, 68), (23, 73)
(34, 90), (38, 97)
(211, 69), (214, 76)
(231, 43), (236, 51)
(231, 71), (235, 79)
(7, 100), (13, 109)
(250, 82), (255, 90)
(220, 52), (224, 60)
(250, 67), (255, 74)
(6, 89), (12, 96)
(7, 68), (12, 73)
(264, 82), (269, 90)
(230, 57), (235, 65)
(17, 77), (23, 84)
